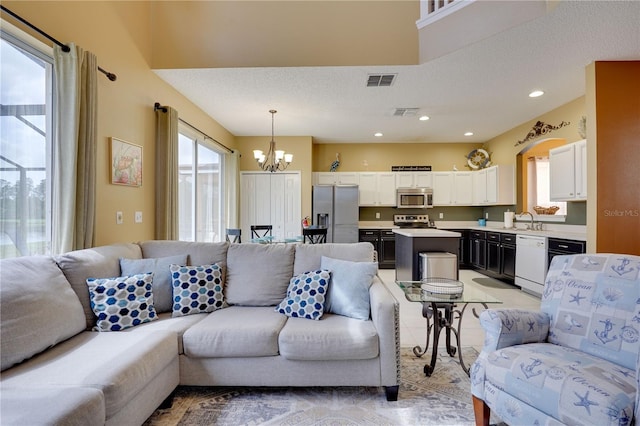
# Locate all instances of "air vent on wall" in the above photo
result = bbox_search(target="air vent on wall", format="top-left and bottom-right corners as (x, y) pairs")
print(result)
(367, 74), (396, 87)
(393, 108), (419, 117)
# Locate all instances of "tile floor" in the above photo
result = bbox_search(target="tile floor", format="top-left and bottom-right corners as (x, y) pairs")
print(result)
(377, 268), (542, 352)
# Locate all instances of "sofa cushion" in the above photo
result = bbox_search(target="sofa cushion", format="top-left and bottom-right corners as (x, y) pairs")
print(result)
(123, 312), (207, 354)
(138, 240), (228, 278)
(170, 263), (226, 317)
(482, 342), (636, 426)
(293, 242), (374, 276)
(55, 243), (143, 329)
(321, 256), (377, 320)
(86, 272), (158, 331)
(0, 386), (105, 426)
(0, 330), (178, 421)
(120, 254), (187, 313)
(275, 270), (331, 320)
(279, 313), (379, 360)
(0, 256), (86, 371)
(182, 306), (287, 357)
(225, 243), (295, 306)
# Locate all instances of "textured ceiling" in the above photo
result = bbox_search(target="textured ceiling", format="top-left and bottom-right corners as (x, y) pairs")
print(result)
(154, 1), (640, 144)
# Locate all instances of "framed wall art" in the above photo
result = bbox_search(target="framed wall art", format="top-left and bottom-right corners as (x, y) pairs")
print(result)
(110, 137), (142, 187)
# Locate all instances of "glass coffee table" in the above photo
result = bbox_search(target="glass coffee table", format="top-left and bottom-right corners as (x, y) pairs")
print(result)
(396, 278), (502, 377)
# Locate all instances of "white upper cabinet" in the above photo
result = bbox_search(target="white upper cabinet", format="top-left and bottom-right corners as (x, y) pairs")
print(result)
(432, 172), (453, 205)
(395, 172), (433, 189)
(549, 140), (586, 201)
(472, 165), (515, 205)
(358, 172), (396, 206)
(314, 172), (359, 185)
(453, 172), (473, 205)
(433, 172), (472, 205)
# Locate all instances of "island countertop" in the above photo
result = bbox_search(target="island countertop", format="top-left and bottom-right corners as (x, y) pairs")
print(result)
(392, 228), (461, 238)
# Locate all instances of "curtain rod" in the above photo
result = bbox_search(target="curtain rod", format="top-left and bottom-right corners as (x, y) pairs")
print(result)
(154, 103), (234, 154)
(1, 5), (117, 82)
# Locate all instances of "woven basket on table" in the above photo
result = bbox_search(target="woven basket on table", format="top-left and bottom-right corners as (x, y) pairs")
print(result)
(533, 206), (560, 215)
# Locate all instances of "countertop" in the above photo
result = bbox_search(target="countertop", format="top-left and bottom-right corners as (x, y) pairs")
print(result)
(358, 220), (587, 241)
(392, 228), (461, 238)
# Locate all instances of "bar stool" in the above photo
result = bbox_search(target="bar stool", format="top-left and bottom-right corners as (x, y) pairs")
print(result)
(303, 227), (327, 244)
(225, 228), (241, 243)
(250, 225), (272, 239)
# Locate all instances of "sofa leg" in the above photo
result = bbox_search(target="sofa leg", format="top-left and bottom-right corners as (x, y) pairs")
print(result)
(472, 395), (490, 426)
(385, 385), (399, 401)
(159, 389), (176, 410)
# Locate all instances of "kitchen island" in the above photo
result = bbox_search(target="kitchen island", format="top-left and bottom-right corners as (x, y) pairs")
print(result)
(393, 228), (462, 281)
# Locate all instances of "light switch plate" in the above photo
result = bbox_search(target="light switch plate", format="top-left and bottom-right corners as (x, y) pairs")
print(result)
(375, 212), (380, 219)
(116, 211), (123, 224)
(135, 211), (143, 223)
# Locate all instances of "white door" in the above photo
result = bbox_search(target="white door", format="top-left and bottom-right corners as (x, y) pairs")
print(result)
(378, 173), (397, 205)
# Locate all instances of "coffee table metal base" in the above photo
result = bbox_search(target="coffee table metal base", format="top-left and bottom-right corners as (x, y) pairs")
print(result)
(412, 301), (488, 377)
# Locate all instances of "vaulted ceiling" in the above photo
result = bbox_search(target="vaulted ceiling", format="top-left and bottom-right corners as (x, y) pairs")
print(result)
(151, 1), (640, 144)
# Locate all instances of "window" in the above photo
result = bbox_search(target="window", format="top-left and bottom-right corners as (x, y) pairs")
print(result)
(527, 156), (566, 216)
(1, 29), (54, 258)
(178, 126), (224, 242)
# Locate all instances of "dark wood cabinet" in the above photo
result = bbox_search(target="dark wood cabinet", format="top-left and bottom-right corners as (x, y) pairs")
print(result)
(469, 230), (487, 270)
(359, 229), (395, 269)
(486, 232), (501, 275)
(379, 230), (396, 269)
(500, 233), (516, 279)
(451, 229), (470, 269)
(548, 238), (586, 267)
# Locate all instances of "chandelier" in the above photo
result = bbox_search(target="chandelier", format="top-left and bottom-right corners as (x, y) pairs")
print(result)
(253, 110), (293, 172)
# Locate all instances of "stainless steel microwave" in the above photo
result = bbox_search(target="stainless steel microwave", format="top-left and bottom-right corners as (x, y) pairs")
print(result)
(396, 187), (433, 209)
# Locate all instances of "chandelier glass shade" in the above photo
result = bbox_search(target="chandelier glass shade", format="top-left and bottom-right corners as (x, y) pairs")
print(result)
(253, 110), (293, 172)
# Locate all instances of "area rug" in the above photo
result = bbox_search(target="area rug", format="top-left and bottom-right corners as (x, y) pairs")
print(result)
(144, 347), (489, 425)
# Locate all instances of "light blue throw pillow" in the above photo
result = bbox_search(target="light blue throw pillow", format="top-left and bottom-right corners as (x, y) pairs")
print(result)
(120, 254), (187, 314)
(86, 272), (158, 331)
(275, 269), (331, 320)
(321, 256), (378, 320)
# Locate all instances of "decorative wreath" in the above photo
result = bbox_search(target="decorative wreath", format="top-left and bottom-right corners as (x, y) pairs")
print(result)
(466, 148), (491, 169)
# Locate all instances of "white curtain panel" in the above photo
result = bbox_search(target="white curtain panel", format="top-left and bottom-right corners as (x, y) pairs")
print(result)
(224, 150), (240, 228)
(52, 44), (97, 254)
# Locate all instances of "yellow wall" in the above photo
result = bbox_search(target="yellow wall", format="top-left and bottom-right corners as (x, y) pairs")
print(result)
(2, 1), (236, 246)
(237, 136), (313, 220)
(484, 97), (586, 166)
(313, 142), (482, 172)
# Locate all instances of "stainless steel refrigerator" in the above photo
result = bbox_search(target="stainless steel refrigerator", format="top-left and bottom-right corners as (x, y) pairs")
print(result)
(312, 185), (359, 243)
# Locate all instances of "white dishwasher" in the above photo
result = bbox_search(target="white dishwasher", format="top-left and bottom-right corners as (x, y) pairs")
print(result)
(515, 235), (548, 296)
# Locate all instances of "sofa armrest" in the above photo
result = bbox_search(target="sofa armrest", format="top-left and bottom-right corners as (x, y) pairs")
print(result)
(479, 308), (550, 352)
(369, 276), (400, 388)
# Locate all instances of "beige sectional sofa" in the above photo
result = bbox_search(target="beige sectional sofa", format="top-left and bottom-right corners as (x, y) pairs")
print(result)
(0, 241), (400, 425)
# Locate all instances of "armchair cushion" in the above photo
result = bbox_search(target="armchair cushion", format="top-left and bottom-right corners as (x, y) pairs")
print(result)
(479, 309), (550, 351)
(478, 342), (635, 426)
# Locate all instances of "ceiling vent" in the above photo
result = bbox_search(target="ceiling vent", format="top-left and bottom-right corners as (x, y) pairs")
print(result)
(393, 108), (420, 117)
(367, 74), (396, 87)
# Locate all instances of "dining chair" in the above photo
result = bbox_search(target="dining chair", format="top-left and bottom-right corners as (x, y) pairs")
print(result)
(250, 225), (273, 239)
(302, 227), (327, 244)
(225, 228), (241, 243)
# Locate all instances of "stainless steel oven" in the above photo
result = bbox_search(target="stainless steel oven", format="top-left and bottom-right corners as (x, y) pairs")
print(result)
(396, 187), (433, 209)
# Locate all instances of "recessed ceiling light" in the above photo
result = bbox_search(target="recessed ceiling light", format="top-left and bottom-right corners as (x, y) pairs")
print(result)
(374, 132), (383, 137)
(419, 115), (430, 121)
(529, 90), (544, 98)
(464, 132), (474, 136)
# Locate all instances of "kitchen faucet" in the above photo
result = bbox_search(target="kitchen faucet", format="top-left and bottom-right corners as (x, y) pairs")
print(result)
(519, 211), (535, 230)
